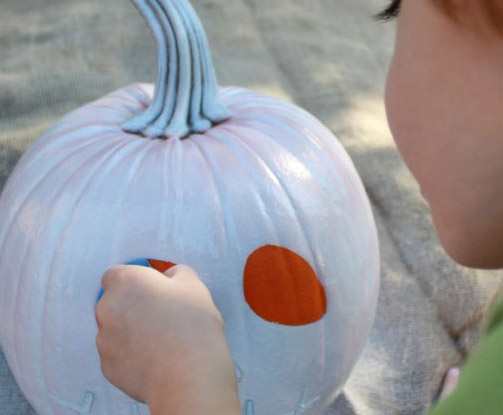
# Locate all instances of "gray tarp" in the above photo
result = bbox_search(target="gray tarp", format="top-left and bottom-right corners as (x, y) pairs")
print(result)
(1, 0), (501, 414)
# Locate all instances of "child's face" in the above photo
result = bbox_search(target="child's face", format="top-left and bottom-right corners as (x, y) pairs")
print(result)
(384, 0), (503, 268)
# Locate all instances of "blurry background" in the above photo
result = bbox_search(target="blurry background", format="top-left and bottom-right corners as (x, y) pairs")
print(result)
(1, 0), (501, 414)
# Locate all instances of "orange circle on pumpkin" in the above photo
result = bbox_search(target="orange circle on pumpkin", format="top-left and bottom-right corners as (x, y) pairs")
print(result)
(243, 245), (327, 326)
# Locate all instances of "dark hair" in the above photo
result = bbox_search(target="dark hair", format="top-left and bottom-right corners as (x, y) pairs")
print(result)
(376, 0), (401, 20)
(377, 0), (503, 36)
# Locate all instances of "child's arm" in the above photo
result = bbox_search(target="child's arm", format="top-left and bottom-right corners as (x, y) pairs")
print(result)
(95, 265), (241, 415)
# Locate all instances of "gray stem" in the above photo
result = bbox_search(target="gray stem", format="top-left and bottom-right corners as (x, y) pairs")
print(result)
(123, 0), (230, 139)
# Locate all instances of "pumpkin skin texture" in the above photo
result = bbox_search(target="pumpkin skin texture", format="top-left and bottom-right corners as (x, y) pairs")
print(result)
(0, 83), (379, 415)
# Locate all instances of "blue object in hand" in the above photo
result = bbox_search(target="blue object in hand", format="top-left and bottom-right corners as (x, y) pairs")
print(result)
(96, 258), (172, 305)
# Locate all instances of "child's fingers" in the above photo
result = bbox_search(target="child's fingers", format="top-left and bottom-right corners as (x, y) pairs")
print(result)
(439, 367), (460, 399)
(98, 265), (156, 305)
(101, 265), (128, 290)
(163, 264), (200, 282)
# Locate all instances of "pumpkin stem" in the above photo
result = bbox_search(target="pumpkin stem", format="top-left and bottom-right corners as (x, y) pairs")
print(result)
(123, 0), (230, 139)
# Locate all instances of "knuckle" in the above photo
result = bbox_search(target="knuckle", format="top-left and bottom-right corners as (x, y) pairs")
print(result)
(101, 265), (127, 288)
(168, 264), (198, 280)
(95, 300), (107, 324)
(180, 264), (197, 276)
(95, 308), (102, 328)
(95, 333), (104, 352)
(100, 361), (112, 382)
(95, 298), (116, 328)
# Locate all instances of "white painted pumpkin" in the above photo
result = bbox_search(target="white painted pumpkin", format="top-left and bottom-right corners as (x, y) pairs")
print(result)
(0, 0), (379, 414)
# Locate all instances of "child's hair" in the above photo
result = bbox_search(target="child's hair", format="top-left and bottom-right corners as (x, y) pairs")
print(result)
(378, 0), (503, 37)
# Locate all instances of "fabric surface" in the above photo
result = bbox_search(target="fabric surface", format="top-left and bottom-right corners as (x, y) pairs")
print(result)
(428, 299), (503, 415)
(0, 0), (501, 414)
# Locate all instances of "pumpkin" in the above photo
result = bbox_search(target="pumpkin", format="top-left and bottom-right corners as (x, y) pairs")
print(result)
(0, 0), (380, 414)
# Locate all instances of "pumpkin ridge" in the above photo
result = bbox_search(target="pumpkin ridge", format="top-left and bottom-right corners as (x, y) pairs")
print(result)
(234, 112), (346, 210)
(111, 138), (165, 255)
(5, 137), (132, 404)
(190, 135), (230, 254)
(218, 125), (323, 261)
(38, 139), (143, 398)
(0, 131), (111, 231)
(40, 141), (158, 404)
(222, 125), (328, 312)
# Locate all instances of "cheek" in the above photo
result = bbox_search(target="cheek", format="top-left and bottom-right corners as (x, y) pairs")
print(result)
(384, 61), (452, 232)
(384, 54), (456, 206)
(384, 60), (429, 185)
(385, 57), (503, 267)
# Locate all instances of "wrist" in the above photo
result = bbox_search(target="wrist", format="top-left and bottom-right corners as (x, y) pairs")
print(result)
(147, 334), (241, 415)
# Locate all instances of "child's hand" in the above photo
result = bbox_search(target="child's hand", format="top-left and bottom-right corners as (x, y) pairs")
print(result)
(95, 264), (241, 415)
(439, 367), (460, 400)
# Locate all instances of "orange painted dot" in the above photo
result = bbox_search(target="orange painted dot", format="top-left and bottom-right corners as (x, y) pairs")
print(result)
(147, 259), (176, 274)
(243, 245), (327, 326)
